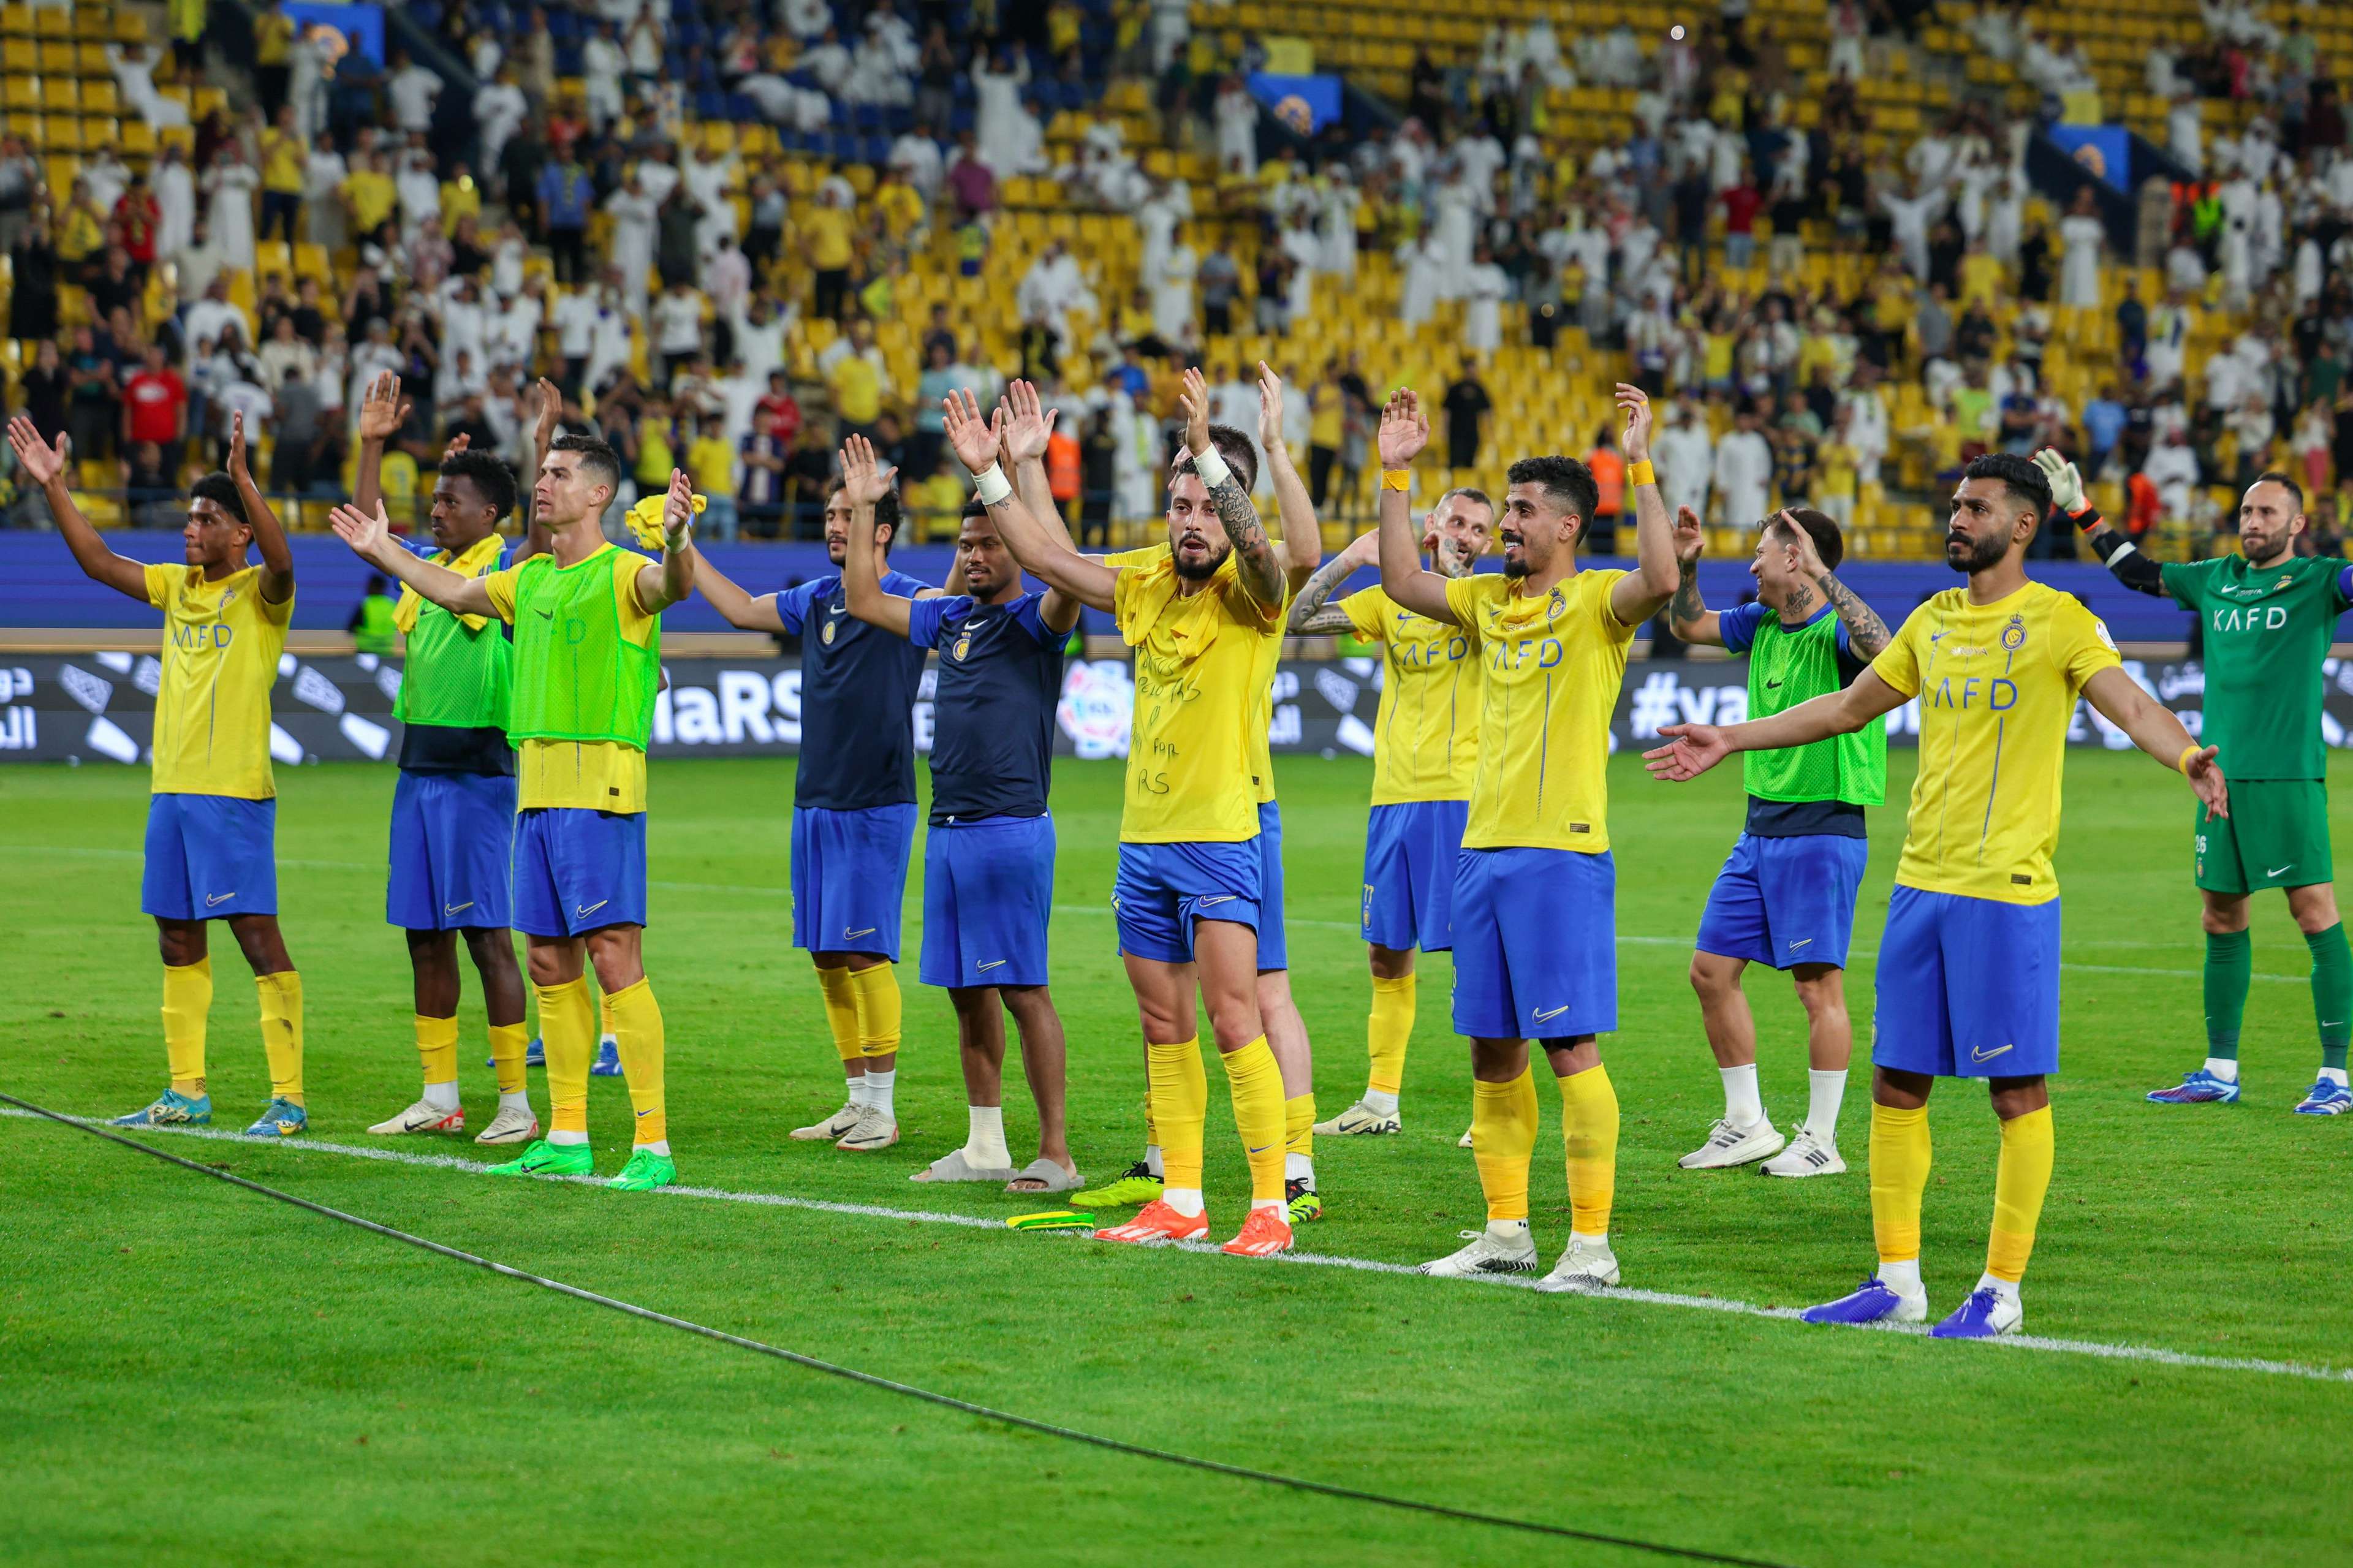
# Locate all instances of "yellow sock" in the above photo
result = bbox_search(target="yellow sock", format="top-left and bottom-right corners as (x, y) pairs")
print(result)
(1284, 1093), (1315, 1161)
(537, 977), (596, 1135)
(1471, 1070), (1539, 1222)
(605, 977), (668, 1146)
(1147, 1037), (1208, 1191)
(1222, 1036), (1286, 1203)
(1869, 1102), (1933, 1265)
(849, 963), (901, 1059)
(1144, 1091), (1158, 1149)
(1366, 972), (1415, 1094)
(162, 957), (211, 1095)
(487, 1021), (531, 1096)
(1987, 1105), (2055, 1283)
(254, 971), (303, 1105)
(415, 1013), (460, 1087)
(816, 965), (862, 1064)
(1556, 1062), (1618, 1238)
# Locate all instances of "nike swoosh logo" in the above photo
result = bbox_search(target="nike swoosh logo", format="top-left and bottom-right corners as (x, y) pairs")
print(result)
(1196, 896), (1237, 907)
(1532, 1005), (1571, 1023)
(977, 960), (1007, 971)
(575, 900), (608, 918)
(1787, 937), (1813, 951)
(444, 901), (474, 916)
(844, 926), (876, 939)
(534, 608), (554, 619)
(1969, 1043), (2015, 1063)
(205, 892), (235, 907)
(1247, 1145), (1273, 1154)
(1765, 678), (1784, 688)
(636, 1107), (653, 1117)
(2268, 864), (2295, 877)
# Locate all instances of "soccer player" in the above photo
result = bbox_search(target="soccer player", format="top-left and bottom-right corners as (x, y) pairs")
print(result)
(962, 372), (1298, 1258)
(1664, 506), (1892, 1176)
(1645, 453), (2227, 1337)
(1288, 487), (1495, 1136)
(839, 427), (1083, 1192)
(331, 437), (697, 1192)
(2064, 460), (2353, 1115)
(16, 413), (308, 1137)
(1376, 384), (1679, 1292)
(349, 372), (547, 1146)
(692, 462), (944, 1154)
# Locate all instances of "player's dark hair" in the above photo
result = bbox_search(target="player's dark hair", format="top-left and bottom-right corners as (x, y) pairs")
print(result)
(1172, 423), (1259, 496)
(439, 450), (519, 519)
(551, 432), (621, 499)
(828, 482), (905, 552)
(191, 471), (249, 530)
(1770, 506), (1844, 570)
(1963, 452), (2051, 523)
(1441, 485), (1494, 517)
(1506, 455), (1599, 528)
(2253, 471), (2306, 512)
(961, 494), (991, 522)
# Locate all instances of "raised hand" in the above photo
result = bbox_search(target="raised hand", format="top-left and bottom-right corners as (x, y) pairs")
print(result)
(839, 433), (898, 507)
(1337, 528), (1382, 569)
(358, 370), (409, 445)
(1673, 503), (1703, 568)
(532, 376), (563, 447)
(1178, 366), (1212, 456)
(663, 466), (697, 541)
(228, 410), (252, 483)
(1774, 507), (1829, 578)
(6, 416), (65, 487)
(442, 432), (472, 462)
(1643, 722), (1730, 782)
(2186, 746), (2228, 818)
(1254, 360), (1286, 456)
(1376, 388), (1427, 469)
(2032, 447), (2083, 514)
(328, 499), (393, 562)
(999, 379), (1058, 466)
(942, 387), (1002, 475)
(1615, 381), (1653, 464)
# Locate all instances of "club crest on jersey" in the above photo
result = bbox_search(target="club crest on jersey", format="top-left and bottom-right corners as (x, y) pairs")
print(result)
(2001, 616), (2026, 651)
(953, 632), (972, 661)
(821, 619), (836, 645)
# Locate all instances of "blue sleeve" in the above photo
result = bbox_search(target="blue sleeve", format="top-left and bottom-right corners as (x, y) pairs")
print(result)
(1717, 600), (1768, 654)
(771, 581), (814, 634)
(1006, 590), (1055, 645)
(1832, 618), (1851, 656)
(2335, 565), (2353, 612)
(904, 593), (972, 650)
(882, 569), (935, 598)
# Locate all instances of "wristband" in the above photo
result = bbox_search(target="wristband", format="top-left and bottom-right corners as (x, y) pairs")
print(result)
(2070, 502), (2101, 531)
(972, 463), (1012, 506)
(1190, 442), (1233, 491)
(2176, 743), (2201, 776)
(1381, 469), (1412, 491)
(1627, 460), (1656, 487)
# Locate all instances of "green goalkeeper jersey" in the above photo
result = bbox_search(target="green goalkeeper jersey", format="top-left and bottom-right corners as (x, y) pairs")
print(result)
(2161, 553), (2353, 781)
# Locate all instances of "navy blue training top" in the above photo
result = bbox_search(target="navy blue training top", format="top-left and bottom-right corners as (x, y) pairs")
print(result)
(775, 569), (932, 811)
(906, 589), (1067, 825)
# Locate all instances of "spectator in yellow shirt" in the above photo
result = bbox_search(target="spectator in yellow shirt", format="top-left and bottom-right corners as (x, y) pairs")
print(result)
(805, 189), (855, 319)
(828, 353), (882, 436)
(1958, 239), (2003, 312)
(908, 459), (966, 542)
(872, 168), (926, 250)
(254, 0), (296, 116)
(684, 422), (740, 540)
(341, 153), (400, 235)
(441, 161), (483, 229)
(259, 106), (307, 245)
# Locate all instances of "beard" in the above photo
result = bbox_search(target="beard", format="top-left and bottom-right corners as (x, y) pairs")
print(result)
(1946, 529), (2009, 574)
(1502, 551), (1529, 579)
(1172, 541), (1227, 581)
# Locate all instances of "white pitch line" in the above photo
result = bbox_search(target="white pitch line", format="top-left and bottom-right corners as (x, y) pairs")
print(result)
(10, 1107), (2347, 1388)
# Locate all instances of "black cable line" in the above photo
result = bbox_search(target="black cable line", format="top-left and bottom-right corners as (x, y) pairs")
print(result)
(6, 1091), (1799, 1568)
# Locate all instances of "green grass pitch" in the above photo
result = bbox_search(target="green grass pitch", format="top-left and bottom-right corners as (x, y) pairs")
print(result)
(4, 752), (2351, 1566)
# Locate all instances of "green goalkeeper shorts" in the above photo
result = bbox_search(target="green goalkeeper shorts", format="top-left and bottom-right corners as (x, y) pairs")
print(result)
(2195, 780), (2334, 895)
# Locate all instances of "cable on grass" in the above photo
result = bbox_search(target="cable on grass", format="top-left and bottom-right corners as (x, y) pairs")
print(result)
(4, 1091), (1800, 1568)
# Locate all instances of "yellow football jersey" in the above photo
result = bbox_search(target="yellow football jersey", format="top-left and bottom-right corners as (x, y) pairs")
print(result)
(144, 563), (294, 800)
(482, 545), (656, 814)
(1112, 552), (1283, 843)
(1870, 580), (2121, 904)
(1445, 570), (1635, 854)
(1106, 538), (1294, 806)
(1342, 584), (1479, 806)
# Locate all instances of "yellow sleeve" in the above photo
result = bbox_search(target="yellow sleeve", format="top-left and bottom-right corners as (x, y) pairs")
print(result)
(2056, 597), (2124, 692)
(1870, 603), (1931, 698)
(258, 578), (295, 626)
(1442, 573), (1495, 638)
(1221, 574), (1284, 631)
(1339, 586), (1388, 641)
(1590, 568), (1637, 639)
(616, 549), (661, 638)
(480, 563), (523, 624)
(143, 562), (173, 610)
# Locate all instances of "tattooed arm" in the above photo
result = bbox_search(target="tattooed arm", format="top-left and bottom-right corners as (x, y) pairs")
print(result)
(1667, 504), (1722, 645)
(1778, 510), (1890, 657)
(1288, 529), (1379, 634)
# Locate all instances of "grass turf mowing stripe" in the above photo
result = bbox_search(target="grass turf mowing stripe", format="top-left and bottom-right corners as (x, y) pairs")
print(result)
(1, 1091), (1797, 1568)
(12, 1104), (2349, 1387)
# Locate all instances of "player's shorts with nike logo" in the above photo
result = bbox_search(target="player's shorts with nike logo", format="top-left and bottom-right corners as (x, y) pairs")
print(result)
(513, 806), (646, 937)
(1873, 885), (2060, 1078)
(387, 768), (517, 932)
(2194, 779), (2332, 896)
(921, 812), (1054, 988)
(142, 792), (277, 921)
(1450, 846), (1617, 1040)
(1111, 839), (1263, 963)
(790, 803), (917, 959)
(1695, 831), (1871, 971)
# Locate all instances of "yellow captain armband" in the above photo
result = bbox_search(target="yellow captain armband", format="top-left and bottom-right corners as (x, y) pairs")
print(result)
(1380, 469), (1412, 491)
(1627, 460), (1656, 487)
(2177, 743), (2202, 775)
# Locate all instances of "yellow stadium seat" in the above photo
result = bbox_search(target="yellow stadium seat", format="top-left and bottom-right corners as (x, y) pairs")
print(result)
(69, 6), (105, 39)
(41, 113), (75, 150)
(0, 6), (28, 37)
(1, 38), (32, 72)
(79, 77), (113, 116)
(29, 4), (62, 37)
(36, 75), (71, 109)
(121, 119), (154, 157)
(294, 242), (330, 281)
(1, 75), (31, 111)
(34, 39), (70, 72)
(113, 11), (144, 43)
(256, 240), (294, 279)
(74, 40), (105, 75)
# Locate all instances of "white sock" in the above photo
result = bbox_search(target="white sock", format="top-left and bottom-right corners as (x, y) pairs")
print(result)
(1485, 1218), (1531, 1244)
(847, 1074), (871, 1107)
(2321, 1066), (2349, 1087)
(498, 1090), (532, 1116)
(966, 1104), (1010, 1167)
(2205, 1056), (2241, 1083)
(1805, 1069), (1848, 1140)
(1877, 1257), (1922, 1295)
(1570, 1229), (1610, 1254)
(1719, 1063), (1764, 1127)
(422, 1080), (460, 1113)
(863, 1067), (896, 1118)
(636, 1138), (670, 1156)
(1161, 1186), (1203, 1216)
(1363, 1088), (1399, 1116)
(1976, 1271), (2021, 1302)
(1284, 1151), (1313, 1183)
(1144, 1143), (1164, 1178)
(1252, 1197), (1285, 1213)
(548, 1129), (589, 1146)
